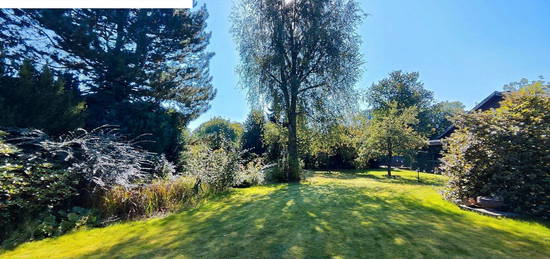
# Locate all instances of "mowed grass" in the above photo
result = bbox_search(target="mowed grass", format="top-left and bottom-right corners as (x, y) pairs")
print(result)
(1, 169), (549, 258)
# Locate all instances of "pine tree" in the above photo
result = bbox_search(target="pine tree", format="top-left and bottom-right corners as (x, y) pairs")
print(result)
(241, 110), (267, 156)
(1, 9), (216, 155)
(0, 60), (86, 135)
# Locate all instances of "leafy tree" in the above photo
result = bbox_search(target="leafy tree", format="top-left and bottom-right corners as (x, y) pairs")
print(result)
(441, 83), (549, 217)
(231, 0), (364, 181)
(262, 121), (287, 163)
(367, 71), (433, 111)
(427, 101), (465, 138)
(241, 110), (267, 156)
(361, 103), (427, 176)
(503, 77), (549, 93)
(193, 117), (244, 149)
(366, 71), (436, 136)
(0, 60), (86, 135)
(0, 9), (216, 154)
(290, 112), (366, 170)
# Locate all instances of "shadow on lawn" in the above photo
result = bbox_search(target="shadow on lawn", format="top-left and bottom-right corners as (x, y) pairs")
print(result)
(77, 174), (549, 258)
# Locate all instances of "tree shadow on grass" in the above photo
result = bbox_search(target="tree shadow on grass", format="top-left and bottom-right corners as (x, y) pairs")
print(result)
(78, 179), (549, 258)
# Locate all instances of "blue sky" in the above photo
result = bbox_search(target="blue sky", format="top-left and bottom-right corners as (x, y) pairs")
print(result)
(189, 0), (550, 129)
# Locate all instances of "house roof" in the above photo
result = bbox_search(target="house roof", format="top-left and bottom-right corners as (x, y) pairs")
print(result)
(430, 91), (507, 145)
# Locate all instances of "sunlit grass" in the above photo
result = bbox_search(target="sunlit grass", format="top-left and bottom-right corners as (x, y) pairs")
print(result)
(1, 169), (549, 258)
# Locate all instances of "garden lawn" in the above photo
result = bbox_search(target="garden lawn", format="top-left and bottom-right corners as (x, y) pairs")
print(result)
(1, 169), (549, 258)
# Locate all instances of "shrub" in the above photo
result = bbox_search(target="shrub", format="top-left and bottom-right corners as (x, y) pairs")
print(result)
(97, 176), (199, 220)
(0, 131), (79, 240)
(0, 126), (157, 241)
(235, 157), (266, 187)
(150, 154), (176, 178)
(1, 207), (98, 249)
(441, 84), (550, 217)
(182, 141), (243, 193)
(3, 126), (155, 192)
(261, 163), (287, 183)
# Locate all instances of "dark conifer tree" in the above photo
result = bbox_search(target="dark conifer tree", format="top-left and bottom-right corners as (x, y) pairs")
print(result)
(0, 60), (86, 135)
(0, 8), (216, 157)
(241, 110), (267, 156)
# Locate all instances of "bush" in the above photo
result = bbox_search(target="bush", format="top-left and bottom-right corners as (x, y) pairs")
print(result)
(182, 141), (243, 193)
(235, 157), (266, 187)
(262, 163), (287, 183)
(0, 131), (79, 240)
(97, 176), (199, 220)
(3, 126), (155, 192)
(1, 207), (98, 249)
(150, 154), (176, 179)
(0, 126), (157, 241)
(441, 84), (550, 217)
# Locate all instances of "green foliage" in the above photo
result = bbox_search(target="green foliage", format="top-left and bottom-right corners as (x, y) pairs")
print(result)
(0, 125), (169, 243)
(231, 0), (364, 181)
(426, 101), (465, 137)
(235, 157), (266, 187)
(99, 143), (266, 220)
(1, 9), (216, 155)
(183, 138), (268, 192)
(366, 71), (435, 136)
(503, 77), (549, 93)
(182, 141), (243, 193)
(193, 117), (244, 149)
(366, 71), (433, 113)
(241, 110), (267, 156)
(441, 83), (550, 217)
(86, 101), (186, 160)
(262, 121), (287, 162)
(0, 60), (86, 135)
(300, 119), (363, 170)
(359, 103), (427, 175)
(262, 115), (364, 171)
(0, 131), (79, 236)
(97, 177), (199, 220)
(1, 206), (98, 249)
(366, 71), (465, 138)
(4, 127), (155, 192)
(1, 9), (215, 117)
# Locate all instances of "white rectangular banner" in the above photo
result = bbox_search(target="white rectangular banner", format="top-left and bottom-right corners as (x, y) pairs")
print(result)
(0, 0), (193, 9)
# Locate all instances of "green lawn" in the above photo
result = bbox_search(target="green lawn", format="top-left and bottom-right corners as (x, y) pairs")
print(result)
(2, 169), (549, 258)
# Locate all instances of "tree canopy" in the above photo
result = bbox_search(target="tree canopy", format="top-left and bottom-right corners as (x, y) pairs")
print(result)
(0, 8), (216, 156)
(427, 101), (465, 138)
(361, 103), (426, 176)
(193, 117), (244, 149)
(0, 60), (85, 135)
(503, 77), (549, 93)
(366, 70), (465, 138)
